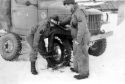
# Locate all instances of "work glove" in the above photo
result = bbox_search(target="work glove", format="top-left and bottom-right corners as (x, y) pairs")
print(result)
(75, 40), (79, 45)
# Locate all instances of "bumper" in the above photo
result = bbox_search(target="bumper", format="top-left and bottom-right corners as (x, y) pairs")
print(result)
(90, 31), (113, 41)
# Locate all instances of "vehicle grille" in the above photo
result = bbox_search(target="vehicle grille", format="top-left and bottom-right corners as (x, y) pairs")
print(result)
(88, 14), (102, 35)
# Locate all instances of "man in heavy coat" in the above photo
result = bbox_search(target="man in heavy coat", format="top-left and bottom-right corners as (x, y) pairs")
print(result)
(62, 0), (91, 79)
(26, 15), (59, 75)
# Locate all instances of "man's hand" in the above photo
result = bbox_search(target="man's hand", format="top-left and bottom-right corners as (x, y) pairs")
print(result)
(65, 25), (71, 30)
(65, 25), (71, 28)
(75, 40), (79, 45)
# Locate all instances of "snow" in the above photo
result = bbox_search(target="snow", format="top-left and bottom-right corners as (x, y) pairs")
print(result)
(0, 12), (125, 84)
(78, 1), (105, 6)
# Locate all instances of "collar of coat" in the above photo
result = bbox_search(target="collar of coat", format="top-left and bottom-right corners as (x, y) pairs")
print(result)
(71, 3), (88, 18)
(71, 3), (79, 15)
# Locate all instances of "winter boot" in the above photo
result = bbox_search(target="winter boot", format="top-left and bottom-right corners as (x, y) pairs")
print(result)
(74, 73), (89, 80)
(31, 61), (38, 75)
(70, 68), (79, 73)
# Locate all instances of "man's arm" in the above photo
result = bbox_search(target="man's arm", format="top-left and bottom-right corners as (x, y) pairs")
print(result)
(59, 15), (72, 26)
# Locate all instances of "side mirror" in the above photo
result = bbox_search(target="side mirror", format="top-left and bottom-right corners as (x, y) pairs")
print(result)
(25, 1), (31, 6)
(25, 1), (38, 7)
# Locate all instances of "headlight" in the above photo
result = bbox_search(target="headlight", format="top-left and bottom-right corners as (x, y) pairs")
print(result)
(101, 12), (109, 23)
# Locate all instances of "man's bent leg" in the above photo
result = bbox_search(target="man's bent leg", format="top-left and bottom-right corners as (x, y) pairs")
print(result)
(30, 49), (38, 75)
(26, 34), (34, 48)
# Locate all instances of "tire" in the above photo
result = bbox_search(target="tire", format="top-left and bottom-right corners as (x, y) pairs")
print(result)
(0, 33), (22, 61)
(61, 40), (72, 66)
(88, 39), (107, 56)
(39, 39), (72, 68)
(47, 39), (64, 65)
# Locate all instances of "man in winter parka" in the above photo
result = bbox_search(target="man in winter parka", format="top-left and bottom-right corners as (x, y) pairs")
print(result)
(26, 15), (59, 75)
(62, 0), (91, 79)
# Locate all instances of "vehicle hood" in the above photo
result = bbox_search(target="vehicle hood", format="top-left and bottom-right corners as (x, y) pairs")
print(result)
(38, 0), (102, 18)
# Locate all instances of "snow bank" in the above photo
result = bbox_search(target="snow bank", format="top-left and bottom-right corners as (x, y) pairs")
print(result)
(89, 15), (125, 84)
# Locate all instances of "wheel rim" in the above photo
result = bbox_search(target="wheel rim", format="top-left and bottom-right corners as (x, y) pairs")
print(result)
(52, 44), (62, 62)
(4, 40), (14, 53)
(90, 41), (98, 50)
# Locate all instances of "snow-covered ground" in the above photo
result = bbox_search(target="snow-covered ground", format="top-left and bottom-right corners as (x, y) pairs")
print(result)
(0, 12), (125, 84)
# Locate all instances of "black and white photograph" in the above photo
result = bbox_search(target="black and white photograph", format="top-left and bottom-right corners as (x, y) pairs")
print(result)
(0, 0), (125, 84)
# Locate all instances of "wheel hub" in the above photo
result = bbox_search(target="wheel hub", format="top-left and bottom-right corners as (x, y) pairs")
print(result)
(4, 40), (14, 53)
(89, 41), (98, 50)
(53, 45), (62, 62)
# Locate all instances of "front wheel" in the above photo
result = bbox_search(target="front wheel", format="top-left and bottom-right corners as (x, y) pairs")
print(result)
(0, 33), (22, 61)
(88, 39), (107, 56)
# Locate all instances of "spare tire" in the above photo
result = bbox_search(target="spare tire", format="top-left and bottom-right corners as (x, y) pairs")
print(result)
(0, 33), (22, 61)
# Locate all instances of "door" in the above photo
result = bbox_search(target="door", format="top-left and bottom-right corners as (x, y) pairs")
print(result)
(11, 0), (38, 36)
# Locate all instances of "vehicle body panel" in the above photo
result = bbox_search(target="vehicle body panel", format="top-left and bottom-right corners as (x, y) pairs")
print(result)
(11, 0), (38, 35)
(0, 0), (112, 41)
